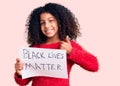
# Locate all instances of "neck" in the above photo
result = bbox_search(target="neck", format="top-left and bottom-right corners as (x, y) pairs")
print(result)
(45, 37), (61, 44)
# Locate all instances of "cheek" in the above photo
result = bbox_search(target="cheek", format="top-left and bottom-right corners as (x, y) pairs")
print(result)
(41, 27), (45, 33)
(54, 23), (59, 30)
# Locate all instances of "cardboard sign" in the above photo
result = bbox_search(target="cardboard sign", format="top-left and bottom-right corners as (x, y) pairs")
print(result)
(19, 47), (68, 79)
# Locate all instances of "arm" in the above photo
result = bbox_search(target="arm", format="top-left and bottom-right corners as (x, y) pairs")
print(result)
(68, 41), (99, 72)
(14, 72), (31, 85)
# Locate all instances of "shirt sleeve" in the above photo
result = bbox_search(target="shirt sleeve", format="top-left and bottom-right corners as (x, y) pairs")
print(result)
(67, 41), (99, 72)
(14, 72), (31, 85)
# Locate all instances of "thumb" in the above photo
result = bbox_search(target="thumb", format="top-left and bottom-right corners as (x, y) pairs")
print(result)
(65, 35), (70, 43)
(16, 58), (21, 63)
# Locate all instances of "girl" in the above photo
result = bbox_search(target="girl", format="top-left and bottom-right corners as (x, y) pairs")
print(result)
(14, 3), (99, 86)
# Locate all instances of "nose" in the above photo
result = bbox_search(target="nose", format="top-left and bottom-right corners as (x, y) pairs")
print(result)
(45, 22), (50, 28)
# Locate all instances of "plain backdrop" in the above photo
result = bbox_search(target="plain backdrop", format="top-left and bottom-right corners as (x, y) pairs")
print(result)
(0, 0), (120, 86)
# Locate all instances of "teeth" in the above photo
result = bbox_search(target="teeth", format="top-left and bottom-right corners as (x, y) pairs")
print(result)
(45, 29), (53, 34)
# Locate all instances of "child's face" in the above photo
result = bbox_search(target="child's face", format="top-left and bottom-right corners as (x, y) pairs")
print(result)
(40, 12), (59, 39)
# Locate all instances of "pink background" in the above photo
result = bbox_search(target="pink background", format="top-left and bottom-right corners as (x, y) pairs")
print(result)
(0, 0), (120, 86)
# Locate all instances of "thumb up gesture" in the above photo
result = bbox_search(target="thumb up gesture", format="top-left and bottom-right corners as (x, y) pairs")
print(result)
(60, 36), (72, 54)
(15, 58), (23, 76)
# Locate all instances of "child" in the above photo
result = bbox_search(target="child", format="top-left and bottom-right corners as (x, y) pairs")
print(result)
(14, 3), (99, 86)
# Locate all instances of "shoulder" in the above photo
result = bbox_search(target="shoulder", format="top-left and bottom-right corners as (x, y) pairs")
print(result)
(70, 40), (83, 49)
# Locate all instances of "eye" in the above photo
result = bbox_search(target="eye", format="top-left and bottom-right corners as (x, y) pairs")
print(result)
(49, 19), (54, 23)
(40, 21), (45, 25)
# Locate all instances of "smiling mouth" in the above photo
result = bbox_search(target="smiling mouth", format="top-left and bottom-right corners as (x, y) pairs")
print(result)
(45, 29), (54, 34)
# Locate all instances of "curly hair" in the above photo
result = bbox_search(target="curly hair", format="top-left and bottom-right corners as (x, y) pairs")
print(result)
(26, 3), (81, 46)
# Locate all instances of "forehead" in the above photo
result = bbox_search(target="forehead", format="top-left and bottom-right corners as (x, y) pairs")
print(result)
(40, 12), (55, 20)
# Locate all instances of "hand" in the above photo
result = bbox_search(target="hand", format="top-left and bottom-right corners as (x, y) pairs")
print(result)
(60, 36), (72, 54)
(15, 58), (23, 76)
